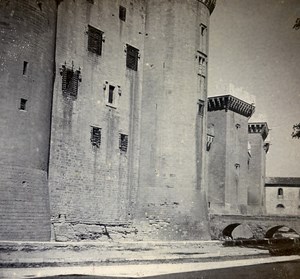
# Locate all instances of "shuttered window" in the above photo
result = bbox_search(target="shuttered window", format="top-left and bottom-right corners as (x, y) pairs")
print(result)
(61, 67), (80, 98)
(119, 134), (128, 152)
(91, 127), (101, 148)
(88, 25), (103, 55)
(126, 44), (139, 71)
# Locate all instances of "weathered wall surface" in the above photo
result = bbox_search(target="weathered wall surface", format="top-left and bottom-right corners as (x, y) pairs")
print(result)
(0, 0), (56, 240)
(266, 186), (300, 216)
(135, 0), (211, 240)
(48, 0), (145, 241)
(1, 0), (216, 242)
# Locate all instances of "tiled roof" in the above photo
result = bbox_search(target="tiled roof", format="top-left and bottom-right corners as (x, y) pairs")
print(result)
(208, 95), (255, 117)
(198, 0), (216, 14)
(265, 177), (300, 187)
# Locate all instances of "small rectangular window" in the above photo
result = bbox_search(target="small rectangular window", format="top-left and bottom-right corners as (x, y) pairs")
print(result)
(277, 188), (283, 198)
(23, 61), (28, 75)
(119, 6), (126, 21)
(19, 98), (27, 110)
(61, 66), (80, 98)
(119, 134), (128, 152)
(126, 44), (139, 71)
(91, 126), (101, 148)
(198, 99), (205, 116)
(88, 25), (103, 56)
(108, 85), (115, 104)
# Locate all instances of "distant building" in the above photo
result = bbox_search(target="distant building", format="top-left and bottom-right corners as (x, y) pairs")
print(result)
(265, 177), (300, 216)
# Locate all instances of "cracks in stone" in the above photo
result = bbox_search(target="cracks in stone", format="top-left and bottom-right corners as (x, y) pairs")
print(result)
(103, 225), (112, 240)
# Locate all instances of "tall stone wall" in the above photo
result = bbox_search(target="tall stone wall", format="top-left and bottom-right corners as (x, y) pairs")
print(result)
(207, 111), (226, 209)
(0, 0), (57, 241)
(225, 110), (250, 214)
(48, 0), (146, 241)
(135, 0), (213, 240)
(247, 123), (269, 215)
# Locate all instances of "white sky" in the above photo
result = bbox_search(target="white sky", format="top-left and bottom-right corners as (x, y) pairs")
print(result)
(208, 0), (300, 177)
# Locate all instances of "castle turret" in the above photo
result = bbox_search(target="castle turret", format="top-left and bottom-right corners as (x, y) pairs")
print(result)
(0, 0), (57, 240)
(247, 122), (269, 215)
(207, 95), (255, 215)
(136, 0), (216, 240)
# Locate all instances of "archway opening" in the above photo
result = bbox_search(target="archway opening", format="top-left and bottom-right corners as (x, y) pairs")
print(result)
(265, 226), (300, 239)
(222, 223), (240, 239)
(222, 223), (253, 240)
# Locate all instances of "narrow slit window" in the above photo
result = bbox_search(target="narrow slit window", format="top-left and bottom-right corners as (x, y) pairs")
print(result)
(23, 61), (28, 75)
(126, 44), (139, 71)
(199, 57), (204, 66)
(119, 6), (126, 21)
(19, 98), (27, 111)
(200, 23), (207, 36)
(108, 85), (114, 104)
(119, 134), (128, 152)
(278, 188), (283, 197)
(37, 1), (42, 11)
(88, 25), (103, 55)
(198, 99), (205, 116)
(91, 126), (101, 148)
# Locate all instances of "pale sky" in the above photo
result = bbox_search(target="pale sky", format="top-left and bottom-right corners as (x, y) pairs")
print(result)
(208, 0), (300, 177)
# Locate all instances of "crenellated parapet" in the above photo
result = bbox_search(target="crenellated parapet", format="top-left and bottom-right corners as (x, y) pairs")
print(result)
(248, 122), (269, 140)
(208, 95), (255, 118)
(198, 0), (216, 14)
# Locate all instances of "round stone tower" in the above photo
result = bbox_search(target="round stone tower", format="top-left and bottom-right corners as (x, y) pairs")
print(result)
(0, 0), (57, 240)
(136, 0), (216, 240)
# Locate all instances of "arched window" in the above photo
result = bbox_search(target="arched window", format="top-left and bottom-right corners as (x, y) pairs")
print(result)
(277, 188), (283, 198)
(276, 204), (285, 208)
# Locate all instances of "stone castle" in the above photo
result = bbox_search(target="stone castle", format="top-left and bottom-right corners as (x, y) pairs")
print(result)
(1, 0), (298, 242)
